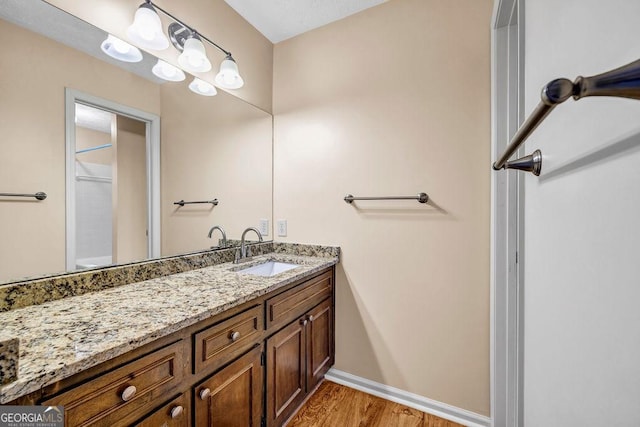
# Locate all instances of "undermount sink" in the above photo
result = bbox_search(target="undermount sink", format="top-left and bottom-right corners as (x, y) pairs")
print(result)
(237, 261), (300, 277)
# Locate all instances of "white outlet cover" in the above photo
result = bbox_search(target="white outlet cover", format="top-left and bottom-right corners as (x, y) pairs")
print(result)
(259, 218), (269, 236)
(277, 219), (287, 237)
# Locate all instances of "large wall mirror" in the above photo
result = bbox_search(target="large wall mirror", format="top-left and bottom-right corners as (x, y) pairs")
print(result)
(0, 0), (273, 284)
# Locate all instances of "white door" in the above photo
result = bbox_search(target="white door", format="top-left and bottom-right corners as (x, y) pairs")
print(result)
(519, 0), (640, 425)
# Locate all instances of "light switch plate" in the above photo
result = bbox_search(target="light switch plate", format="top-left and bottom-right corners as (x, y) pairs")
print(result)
(277, 219), (287, 237)
(259, 219), (269, 236)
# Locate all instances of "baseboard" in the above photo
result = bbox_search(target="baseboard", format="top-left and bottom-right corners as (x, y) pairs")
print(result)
(324, 369), (491, 427)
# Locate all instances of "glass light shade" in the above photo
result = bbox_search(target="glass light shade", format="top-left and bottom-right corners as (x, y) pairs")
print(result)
(100, 34), (142, 63)
(126, 4), (170, 51)
(151, 59), (186, 82)
(188, 78), (217, 96)
(215, 56), (244, 89)
(178, 37), (212, 72)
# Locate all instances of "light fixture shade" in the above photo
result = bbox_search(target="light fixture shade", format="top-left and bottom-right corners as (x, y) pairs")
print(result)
(126, 3), (170, 51)
(189, 78), (217, 96)
(215, 55), (244, 89)
(151, 59), (186, 82)
(178, 36), (212, 73)
(100, 34), (142, 63)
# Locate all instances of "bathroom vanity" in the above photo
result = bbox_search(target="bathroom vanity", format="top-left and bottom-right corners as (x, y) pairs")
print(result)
(0, 243), (338, 427)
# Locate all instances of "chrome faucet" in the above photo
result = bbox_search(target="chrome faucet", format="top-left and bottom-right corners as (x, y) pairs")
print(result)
(207, 225), (227, 249)
(235, 227), (264, 263)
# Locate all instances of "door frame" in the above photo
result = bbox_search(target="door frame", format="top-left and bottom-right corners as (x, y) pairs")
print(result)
(491, 0), (525, 426)
(65, 88), (161, 270)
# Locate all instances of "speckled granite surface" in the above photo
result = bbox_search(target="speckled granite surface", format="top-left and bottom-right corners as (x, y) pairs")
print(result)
(0, 244), (339, 403)
(0, 339), (19, 386)
(0, 242), (276, 312)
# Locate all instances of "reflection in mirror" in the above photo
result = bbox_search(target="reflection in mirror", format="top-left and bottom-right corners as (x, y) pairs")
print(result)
(0, 1), (272, 284)
(73, 105), (149, 270)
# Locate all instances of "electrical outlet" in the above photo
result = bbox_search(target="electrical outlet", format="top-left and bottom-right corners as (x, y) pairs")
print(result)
(259, 218), (269, 236)
(277, 219), (287, 237)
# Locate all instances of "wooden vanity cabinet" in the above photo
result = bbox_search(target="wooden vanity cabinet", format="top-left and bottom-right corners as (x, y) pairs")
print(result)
(25, 266), (334, 427)
(266, 297), (334, 427)
(194, 345), (264, 427)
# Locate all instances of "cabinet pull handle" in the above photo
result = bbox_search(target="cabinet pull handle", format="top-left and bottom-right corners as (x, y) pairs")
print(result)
(121, 385), (137, 402)
(229, 331), (241, 342)
(200, 388), (211, 400)
(300, 318), (308, 326)
(170, 405), (184, 419)
(307, 315), (314, 322)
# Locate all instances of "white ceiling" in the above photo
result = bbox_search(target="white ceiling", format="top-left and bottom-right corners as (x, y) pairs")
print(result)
(223, 0), (388, 43)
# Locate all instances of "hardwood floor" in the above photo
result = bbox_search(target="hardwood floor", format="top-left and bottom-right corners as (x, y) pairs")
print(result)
(286, 381), (464, 427)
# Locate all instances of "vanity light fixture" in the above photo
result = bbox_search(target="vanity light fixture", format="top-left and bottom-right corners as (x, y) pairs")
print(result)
(151, 59), (186, 81)
(127, 0), (245, 89)
(126, 3), (170, 51)
(188, 78), (217, 96)
(100, 34), (142, 63)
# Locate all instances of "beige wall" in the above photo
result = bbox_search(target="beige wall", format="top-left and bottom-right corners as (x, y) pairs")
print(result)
(273, 0), (492, 415)
(0, 19), (160, 283)
(160, 82), (272, 256)
(47, 0), (273, 113)
(114, 116), (148, 263)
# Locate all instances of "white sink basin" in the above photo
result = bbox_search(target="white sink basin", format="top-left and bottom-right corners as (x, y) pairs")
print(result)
(237, 261), (299, 277)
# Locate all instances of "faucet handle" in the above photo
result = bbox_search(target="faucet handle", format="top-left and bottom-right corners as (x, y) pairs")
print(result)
(246, 245), (252, 258)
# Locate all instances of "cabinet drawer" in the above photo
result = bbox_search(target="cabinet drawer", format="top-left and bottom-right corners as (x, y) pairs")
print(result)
(266, 270), (332, 331)
(135, 393), (189, 427)
(194, 305), (264, 374)
(43, 341), (186, 427)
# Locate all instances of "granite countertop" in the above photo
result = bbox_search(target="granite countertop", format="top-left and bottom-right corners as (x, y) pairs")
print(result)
(0, 252), (338, 403)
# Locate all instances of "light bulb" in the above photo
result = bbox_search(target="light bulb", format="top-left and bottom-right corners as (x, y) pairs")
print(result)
(215, 55), (244, 89)
(151, 59), (186, 82)
(178, 36), (212, 73)
(126, 3), (170, 51)
(100, 34), (142, 63)
(188, 78), (217, 96)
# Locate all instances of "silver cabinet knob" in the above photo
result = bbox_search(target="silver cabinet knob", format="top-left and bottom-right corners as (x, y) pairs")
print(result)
(170, 405), (184, 419)
(300, 319), (308, 326)
(121, 385), (137, 402)
(307, 315), (314, 322)
(229, 331), (241, 342)
(200, 388), (211, 400)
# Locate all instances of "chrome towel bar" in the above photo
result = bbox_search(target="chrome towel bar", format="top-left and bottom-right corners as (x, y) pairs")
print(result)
(493, 58), (640, 175)
(174, 199), (219, 207)
(344, 193), (429, 204)
(0, 192), (47, 201)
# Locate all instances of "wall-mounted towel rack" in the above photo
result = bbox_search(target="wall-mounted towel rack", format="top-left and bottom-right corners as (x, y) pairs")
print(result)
(174, 199), (219, 207)
(344, 193), (429, 204)
(0, 192), (47, 201)
(493, 58), (640, 176)
(76, 144), (113, 154)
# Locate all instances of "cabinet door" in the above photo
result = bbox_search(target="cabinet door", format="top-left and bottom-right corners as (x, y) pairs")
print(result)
(136, 393), (189, 427)
(306, 298), (333, 391)
(194, 346), (263, 427)
(266, 318), (306, 427)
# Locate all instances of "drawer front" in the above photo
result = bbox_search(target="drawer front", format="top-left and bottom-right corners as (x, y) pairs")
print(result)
(194, 305), (264, 374)
(266, 270), (332, 331)
(43, 341), (186, 427)
(135, 393), (190, 427)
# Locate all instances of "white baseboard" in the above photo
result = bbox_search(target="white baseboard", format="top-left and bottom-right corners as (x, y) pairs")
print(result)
(324, 368), (491, 427)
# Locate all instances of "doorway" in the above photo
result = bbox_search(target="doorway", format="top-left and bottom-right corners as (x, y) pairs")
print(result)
(65, 89), (160, 271)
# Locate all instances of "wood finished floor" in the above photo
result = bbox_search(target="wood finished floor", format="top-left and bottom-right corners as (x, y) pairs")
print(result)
(286, 381), (464, 427)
